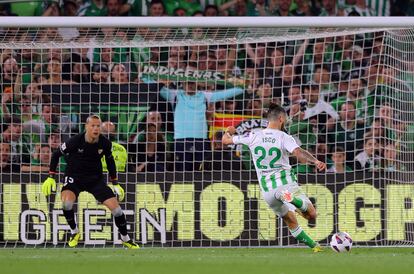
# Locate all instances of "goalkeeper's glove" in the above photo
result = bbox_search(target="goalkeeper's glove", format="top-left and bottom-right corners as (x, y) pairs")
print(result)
(42, 172), (57, 196)
(110, 178), (125, 202)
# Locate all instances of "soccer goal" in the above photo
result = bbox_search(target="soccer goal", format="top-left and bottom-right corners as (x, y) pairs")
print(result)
(0, 17), (414, 248)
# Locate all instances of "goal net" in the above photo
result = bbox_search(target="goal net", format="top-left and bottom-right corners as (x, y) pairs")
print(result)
(1, 18), (414, 248)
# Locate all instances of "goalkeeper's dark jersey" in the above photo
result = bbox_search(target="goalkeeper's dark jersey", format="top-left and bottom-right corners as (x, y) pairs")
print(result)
(49, 133), (117, 180)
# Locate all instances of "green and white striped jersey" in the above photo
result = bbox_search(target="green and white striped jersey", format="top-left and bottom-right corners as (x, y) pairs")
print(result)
(366, 0), (390, 16)
(337, 0), (389, 16)
(232, 128), (299, 192)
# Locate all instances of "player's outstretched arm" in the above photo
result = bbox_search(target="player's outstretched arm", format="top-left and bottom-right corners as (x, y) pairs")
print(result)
(292, 147), (326, 172)
(222, 126), (237, 145)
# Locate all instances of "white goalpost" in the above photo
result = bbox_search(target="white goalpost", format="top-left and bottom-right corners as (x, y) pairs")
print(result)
(0, 17), (414, 248)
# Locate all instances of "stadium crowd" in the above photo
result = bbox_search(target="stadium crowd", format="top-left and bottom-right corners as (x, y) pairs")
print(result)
(0, 0), (413, 17)
(0, 0), (414, 175)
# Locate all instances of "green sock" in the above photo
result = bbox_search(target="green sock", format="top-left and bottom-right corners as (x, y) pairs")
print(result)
(290, 226), (316, 248)
(291, 197), (308, 212)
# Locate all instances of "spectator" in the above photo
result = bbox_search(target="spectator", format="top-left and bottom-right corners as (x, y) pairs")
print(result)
(288, 102), (317, 150)
(286, 85), (303, 106)
(1, 89), (15, 122)
(23, 103), (59, 144)
(131, 111), (173, 145)
(247, 0), (270, 16)
(219, 0), (248, 16)
(92, 63), (110, 83)
(245, 97), (263, 117)
(364, 118), (386, 145)
(312, 65), (337, 102)
(302, 82), (339, 132)
(255, 82), (273, 108)
(135, 123), (166, 172)
(303, 39), (335, 83)
(0, 142), (19, 173)
(332, 35), (354, 73)
(328, 101), (365, 167)
(101, 121), (128, 172)
(331, 77), (374, 125)
(174, 7), (187, 16)
(381, 142), (405, 171)
(218, 99), (238, 114)
(23, 82), (43, 106)
(65, 53), (91, 83)
(377, 103), (397, 141)
(21, 144), (51, 172)
(1, 56), (19, 91)
(315, 140), (330, 166)
(18, 95), (35, 123)
(267, 40), (310, 98)
(327, 146), (352, 173)
(354, 138), (380, 170)
(365, 63), (380, 95)
(77, 0), (108, 16)
(265, 48), (284, 86)
(42, 1), (61, 16)
(48, 131), (61, 152)
(63, 0), (79, 16)
(94, 48), (115, 70)
(107, 0), (121, 16)
(319, 0), (339, 16)
(279, 64), (300, 95)
(111, 63), (130, 83)
(245, 43), (267, 75)
(271, 0), (301, 16)
(204, 4), (219, 16)
(160, 81), (244, 171)
(120, 0), (147, 16)
(165, 0), (202, 16)
(367, 0), (390, 16)
(211, 44), (237, 75)
(293, 0), (314, 16)
(148, 0), (166, 16)
(202, 130), (241, 170)
(340, 0), (374, 16)
(0, 117), (27, 164)
(43, 58), (71, 84)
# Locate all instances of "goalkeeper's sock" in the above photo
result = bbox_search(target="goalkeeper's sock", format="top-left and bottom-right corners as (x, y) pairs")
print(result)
(289, 226), (316, 248)
(63, 209), (78, 234)
(120, 234), (130, 242)
(114, 213), (129, 239)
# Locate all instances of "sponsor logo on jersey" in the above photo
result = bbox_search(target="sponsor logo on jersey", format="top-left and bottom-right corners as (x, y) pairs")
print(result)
(77, 149), (84, 153)
(98, 149), (103, 154)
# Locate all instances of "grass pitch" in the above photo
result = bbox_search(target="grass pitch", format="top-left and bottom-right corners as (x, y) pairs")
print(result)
(1, 247), (413, 274)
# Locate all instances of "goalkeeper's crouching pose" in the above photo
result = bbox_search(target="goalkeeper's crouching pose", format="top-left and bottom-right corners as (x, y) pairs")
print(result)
(42, 115), (139, 249)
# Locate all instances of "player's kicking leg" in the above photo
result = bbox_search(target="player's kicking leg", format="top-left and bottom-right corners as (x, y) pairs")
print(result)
(276, 190), (323, 252)
(61, 190), (81, 247)
(282, 211), (322, 252)
(103, 197), (139, 249)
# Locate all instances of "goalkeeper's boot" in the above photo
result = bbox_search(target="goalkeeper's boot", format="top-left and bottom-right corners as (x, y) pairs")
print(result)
(275, 189), (294, 203)
(122, 240), (140, 249)
(312, 244), (324, 253)
(68, 233), (80, 248)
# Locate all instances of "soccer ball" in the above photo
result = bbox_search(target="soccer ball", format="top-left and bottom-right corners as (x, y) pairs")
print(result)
(330, 232), (353, 253)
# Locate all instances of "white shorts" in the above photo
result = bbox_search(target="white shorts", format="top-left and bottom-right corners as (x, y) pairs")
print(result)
(261, 183), (312, 217)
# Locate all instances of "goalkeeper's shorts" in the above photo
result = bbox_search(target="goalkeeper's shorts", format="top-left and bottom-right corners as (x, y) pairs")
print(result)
(61, 175), (116, 203)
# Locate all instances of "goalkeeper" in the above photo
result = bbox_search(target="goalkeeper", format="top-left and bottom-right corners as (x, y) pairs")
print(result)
(41, 115), (139, 249)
